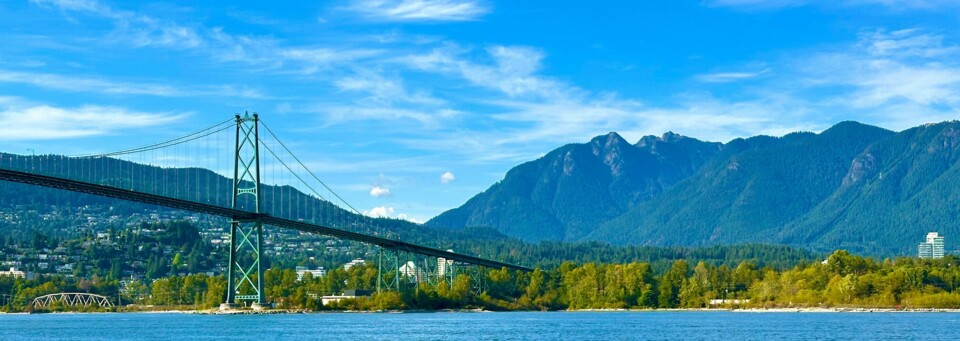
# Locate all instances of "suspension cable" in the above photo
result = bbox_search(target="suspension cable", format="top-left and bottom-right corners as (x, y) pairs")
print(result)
(72, 117), (234, 158)
(259, 120), (362, 215)
(257, 138), (329, 204)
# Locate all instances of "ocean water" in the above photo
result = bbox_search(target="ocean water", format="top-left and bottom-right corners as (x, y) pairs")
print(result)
(0, 311), (957, 340)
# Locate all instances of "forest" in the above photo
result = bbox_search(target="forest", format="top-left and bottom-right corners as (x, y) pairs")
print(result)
(5, 250), (960, 312)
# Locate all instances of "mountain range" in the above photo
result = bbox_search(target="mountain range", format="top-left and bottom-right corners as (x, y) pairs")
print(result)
(428, 120), (960, 256)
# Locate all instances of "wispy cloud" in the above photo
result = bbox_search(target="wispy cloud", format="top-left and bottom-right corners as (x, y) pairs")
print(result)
(346, 0), (490, 22)
(0, 69), (265, 98)
(793, 29), (960, 127)
(403, 45), (572, 98)
(33, 0), (382, 74)
(0, 99), (183, 140)
(318, 105), (460, 129)
(279, 48), (384, 75)
(32, 0), (203, 49)
(30, 0), (117, 17)
(696, 70), (767, 83)
(334, 70), (445, 106)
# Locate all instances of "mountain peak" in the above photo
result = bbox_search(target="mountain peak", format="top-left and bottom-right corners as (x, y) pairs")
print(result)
(636, 131), (691, 148)
(590, 132), (628, 145)
(820, 121), (891, 138)
(589, 132), (630, 155)
(661, 131), (685, 142)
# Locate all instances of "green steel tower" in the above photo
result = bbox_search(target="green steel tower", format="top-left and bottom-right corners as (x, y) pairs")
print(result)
(221, 112), (267, 310)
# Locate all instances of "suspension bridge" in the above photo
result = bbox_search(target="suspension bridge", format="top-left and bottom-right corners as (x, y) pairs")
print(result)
(0, 113), (530, 309)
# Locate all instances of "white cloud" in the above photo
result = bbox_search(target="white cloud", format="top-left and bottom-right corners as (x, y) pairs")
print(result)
(396, 213), (422, 224)
(369, 185), (392, 197)
(0, 69), (265, 98)
(0, 100), (183, 140)
(364, 205), (395, 217)
(363, 206), (421, 223)
(347, 0), (490, 22)
(440, 171), (455, 183)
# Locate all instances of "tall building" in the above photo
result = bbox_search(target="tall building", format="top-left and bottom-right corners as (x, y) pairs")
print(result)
(437, 249), (454, 277)
(918, 232), (945, 259)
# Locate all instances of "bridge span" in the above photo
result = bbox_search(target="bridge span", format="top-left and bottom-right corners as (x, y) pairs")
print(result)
(0, 113), (530, 308)
(31, 293), (114, 309)
(0, 167), (531, 272)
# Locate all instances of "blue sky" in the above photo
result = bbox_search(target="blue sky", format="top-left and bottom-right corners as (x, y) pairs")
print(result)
(1, 0), (959, 222)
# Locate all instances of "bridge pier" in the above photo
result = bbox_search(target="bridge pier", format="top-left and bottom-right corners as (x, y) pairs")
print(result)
(222, 112), (267, 309)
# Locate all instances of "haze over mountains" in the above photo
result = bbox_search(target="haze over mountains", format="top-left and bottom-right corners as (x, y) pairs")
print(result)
(428, 120), (960, 256)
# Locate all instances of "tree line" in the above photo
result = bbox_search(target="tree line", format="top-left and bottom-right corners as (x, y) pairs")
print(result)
(5, 250), (960, 312)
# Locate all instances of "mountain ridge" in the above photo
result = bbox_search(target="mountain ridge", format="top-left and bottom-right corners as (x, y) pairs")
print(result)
(428, 120), (960, 256)
(428, 130), (721, 242)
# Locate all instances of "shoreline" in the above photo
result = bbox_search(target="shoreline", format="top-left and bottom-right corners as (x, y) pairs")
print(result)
(15, 307), (960, 315)
(570, 307), (960, 313)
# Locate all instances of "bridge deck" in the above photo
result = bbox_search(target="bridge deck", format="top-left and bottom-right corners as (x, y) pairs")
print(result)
(0, 168), (532, 272)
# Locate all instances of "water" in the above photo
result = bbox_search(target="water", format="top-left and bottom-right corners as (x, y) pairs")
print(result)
(0, 311), (957, 340)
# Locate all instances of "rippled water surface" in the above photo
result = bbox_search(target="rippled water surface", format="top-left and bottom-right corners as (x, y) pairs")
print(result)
(1, 311), (958, 340)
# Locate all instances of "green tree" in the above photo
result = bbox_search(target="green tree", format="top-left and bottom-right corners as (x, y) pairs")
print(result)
(658, 260), (688, 308)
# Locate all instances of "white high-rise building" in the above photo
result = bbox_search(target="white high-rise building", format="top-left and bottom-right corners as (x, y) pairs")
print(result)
(437, 249), (455, 277)
(918, 232), (945, 259)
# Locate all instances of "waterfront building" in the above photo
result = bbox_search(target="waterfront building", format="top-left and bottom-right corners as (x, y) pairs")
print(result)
(918, 232), (945, 259)
(320, 289), (372, 306)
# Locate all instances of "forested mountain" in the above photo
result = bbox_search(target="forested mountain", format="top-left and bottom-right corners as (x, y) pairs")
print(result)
(589, 121), (894, 249)
(431, 120), (960, 256)
(427, 131), (720, 242)
(778, 122), (960, 254)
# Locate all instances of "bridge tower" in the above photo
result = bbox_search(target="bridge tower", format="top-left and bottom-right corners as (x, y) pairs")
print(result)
(221, 112), (267, 310)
